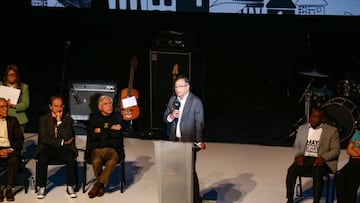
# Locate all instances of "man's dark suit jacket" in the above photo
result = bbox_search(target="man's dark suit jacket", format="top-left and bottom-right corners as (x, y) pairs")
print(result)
(34, 114), (77, 159)
(3, 116), (24, 157)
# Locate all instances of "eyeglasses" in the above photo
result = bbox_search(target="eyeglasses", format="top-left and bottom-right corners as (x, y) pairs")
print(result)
(6, 73), (16, 77)
(0, 105), (8, 109)
(175, 84), (188, 89)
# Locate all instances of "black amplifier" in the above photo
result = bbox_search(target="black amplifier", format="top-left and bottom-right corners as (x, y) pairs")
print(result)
(69, 81), (118, 121)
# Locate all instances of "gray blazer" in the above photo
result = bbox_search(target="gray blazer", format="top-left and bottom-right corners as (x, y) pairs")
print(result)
(293, 123), (340, 173)
(163, 92), (204, 143)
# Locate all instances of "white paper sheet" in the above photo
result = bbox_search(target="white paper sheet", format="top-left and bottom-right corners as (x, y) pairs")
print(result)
(121, 96), (138, 108)
(0, 85), (21, 105)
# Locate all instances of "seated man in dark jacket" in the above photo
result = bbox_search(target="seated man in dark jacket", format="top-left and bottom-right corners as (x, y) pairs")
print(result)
(0, 97), (24, 202)
(34, 95), (78, 199)
(85, 95), (125, 198)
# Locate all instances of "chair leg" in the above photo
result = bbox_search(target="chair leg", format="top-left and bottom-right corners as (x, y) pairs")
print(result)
(22, 161), (28, 194)
(120, 160), (125, 193)
(331, 174), (336, 203)
(17, 157), (27, 194)
(299, 176), (303, 198)
(298, 173), (334, 202)
(74, 160), (79, 192)
(35, 161), (38, 193)
(83, 162), (87, 193)
(326, 174), (330, 203)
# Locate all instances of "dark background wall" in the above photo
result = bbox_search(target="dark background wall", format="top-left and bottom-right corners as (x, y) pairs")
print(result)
(2, 6), (360, 146)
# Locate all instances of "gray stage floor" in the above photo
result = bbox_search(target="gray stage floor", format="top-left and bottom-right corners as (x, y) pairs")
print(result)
(9, 134), (356, 203)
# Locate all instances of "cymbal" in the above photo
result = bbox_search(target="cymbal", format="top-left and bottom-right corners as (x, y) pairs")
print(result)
(299, 70), (328, 78)
(311, 87), (334, 96)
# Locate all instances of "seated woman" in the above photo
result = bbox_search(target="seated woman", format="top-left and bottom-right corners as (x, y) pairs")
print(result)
(85, 95), (125, 198)
(335, 123), (360, 203)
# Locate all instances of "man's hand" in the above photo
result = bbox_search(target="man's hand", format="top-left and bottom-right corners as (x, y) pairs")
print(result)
(0, 149), (12, 158)
(110, 124), (121, 131)
(313, 156), (325, 166)
(195, 142), (206, 150)
(55, 111), (63, 122)
(199, 142), (206, 150)
(171, 110), (180, 119)
(64, 137), (74, 145)
(294, 154), (304, 166)
(6, 99), (16, 108)
(94, 128), (101, 133)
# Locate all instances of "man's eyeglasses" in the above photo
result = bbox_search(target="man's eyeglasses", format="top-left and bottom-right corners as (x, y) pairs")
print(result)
(175, 84), (188, 89)
(0, 105), (8, 109)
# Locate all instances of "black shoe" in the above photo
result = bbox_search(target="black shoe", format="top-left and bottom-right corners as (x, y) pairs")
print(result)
(194, 196), (202, 203)
(5, 188), (14, 201)
(0, 189), (4, 202)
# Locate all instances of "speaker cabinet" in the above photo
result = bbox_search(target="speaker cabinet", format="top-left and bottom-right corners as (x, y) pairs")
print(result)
(149, 50), (191, 129)
(69, 81), (118, 121)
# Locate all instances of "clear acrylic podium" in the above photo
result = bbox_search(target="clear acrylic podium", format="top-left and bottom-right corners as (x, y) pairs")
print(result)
(153, 141), (194, 203)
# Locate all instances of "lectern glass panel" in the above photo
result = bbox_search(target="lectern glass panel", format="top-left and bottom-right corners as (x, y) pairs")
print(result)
(153, 141), (193, 203)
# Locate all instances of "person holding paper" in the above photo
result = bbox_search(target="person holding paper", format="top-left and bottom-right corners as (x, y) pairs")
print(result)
(163, 74), (206, 203)
(1, 64), (29, 133)
(85, 95), (125, 198)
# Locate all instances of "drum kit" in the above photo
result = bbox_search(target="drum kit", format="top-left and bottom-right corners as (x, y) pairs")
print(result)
(298, 70), (360, 142)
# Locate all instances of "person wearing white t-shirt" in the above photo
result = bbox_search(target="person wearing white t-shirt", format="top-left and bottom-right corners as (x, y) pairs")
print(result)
(285, 107), (340, 203)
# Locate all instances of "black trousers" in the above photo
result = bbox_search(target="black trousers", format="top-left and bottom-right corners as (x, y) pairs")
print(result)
(36, 147), (77, 187)
(286, 156), (331, 203)
(335, 157), (360, 203)
(193, 150), (202, 203)
(173, 139), (202, 203)
(0, 154), (20, 187)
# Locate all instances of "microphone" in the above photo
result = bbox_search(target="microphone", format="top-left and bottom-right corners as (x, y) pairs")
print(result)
(173, 97), (180, 135)
(173, 98), (180, 127)
(173, 99), (180, 110)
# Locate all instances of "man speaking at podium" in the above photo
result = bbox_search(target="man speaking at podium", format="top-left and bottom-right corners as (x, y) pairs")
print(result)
(163, 74), (206, 203)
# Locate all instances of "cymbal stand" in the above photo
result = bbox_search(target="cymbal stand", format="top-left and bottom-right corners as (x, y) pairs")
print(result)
(298, 78), (314, 123)
(288, 80), (314, 138)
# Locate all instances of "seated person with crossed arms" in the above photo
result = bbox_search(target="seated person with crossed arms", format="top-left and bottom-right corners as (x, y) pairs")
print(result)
(85, 95), (125, 198)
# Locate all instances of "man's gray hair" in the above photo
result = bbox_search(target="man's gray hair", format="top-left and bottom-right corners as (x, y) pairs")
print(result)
(98, 95), (113, 104)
